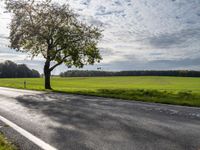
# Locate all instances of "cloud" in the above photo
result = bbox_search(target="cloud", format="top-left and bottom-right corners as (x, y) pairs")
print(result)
(0, 0), (200, 73)
(146, 28), (200, 49)
(97, 57), (200, 71)
(150, 58), (200, 68)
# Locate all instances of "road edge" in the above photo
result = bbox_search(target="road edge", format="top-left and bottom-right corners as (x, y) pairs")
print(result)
(0, 115), (57, 150)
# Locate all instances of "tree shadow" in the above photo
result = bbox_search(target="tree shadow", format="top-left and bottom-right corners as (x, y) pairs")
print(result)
(15, 93), (199, 150)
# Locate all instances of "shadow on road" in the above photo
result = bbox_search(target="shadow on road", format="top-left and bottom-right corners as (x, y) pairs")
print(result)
(15, 93), (200, 150)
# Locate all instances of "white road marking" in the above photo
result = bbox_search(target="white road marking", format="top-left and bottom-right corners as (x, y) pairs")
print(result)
(0, 87), (44, 98)
(0, 115), (57, 150)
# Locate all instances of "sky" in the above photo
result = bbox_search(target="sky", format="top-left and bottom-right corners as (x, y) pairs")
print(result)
(0, 0), (200, 74)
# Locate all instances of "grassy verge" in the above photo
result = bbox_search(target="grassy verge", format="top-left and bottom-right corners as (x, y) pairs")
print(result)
(54, 89), (200, 107)
(0, 76), (200, 107)
(0, 133), (17, 150)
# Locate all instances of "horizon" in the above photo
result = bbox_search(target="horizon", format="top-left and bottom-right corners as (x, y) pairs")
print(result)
(0, 0), (200, 74)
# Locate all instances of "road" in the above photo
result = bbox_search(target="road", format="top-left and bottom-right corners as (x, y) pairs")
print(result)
(0, 87), (200, 150)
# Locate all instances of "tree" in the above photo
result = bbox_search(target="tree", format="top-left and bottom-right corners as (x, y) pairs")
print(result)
(0, 60), (40, 78)
(5, 0), (102, 89)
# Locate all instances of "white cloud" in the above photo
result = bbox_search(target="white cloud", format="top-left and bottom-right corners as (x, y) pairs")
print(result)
(0, 0), (200, 73)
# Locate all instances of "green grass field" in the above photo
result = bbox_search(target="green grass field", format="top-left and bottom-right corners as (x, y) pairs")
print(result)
(0, 76), (200, 107)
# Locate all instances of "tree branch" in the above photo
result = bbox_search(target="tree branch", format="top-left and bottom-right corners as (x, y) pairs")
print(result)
(49, 47), (64, 61)
(49, 55), (70, 71)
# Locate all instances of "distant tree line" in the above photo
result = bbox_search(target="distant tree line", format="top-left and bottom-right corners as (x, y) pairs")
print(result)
(0, 60), (40, 78)
(60, 70), (200, 77)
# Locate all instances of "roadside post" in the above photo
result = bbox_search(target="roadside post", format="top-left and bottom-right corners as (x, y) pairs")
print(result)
(24, 80), (26, 89)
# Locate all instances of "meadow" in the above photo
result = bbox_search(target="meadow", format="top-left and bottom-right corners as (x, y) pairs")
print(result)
(0, 76), (200, 107)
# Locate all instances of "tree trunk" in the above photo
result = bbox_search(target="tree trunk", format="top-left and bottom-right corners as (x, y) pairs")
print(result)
(44, 60), (52, 89)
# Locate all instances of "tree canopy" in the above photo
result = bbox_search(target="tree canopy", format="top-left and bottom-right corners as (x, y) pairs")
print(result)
(5, 0), (102, 89)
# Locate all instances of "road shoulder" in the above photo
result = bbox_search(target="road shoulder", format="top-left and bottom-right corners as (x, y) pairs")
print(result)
(0, 120), (42, 150)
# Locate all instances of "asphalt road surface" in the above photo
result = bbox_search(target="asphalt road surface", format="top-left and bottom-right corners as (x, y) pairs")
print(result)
(0, 87), (200, 150)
